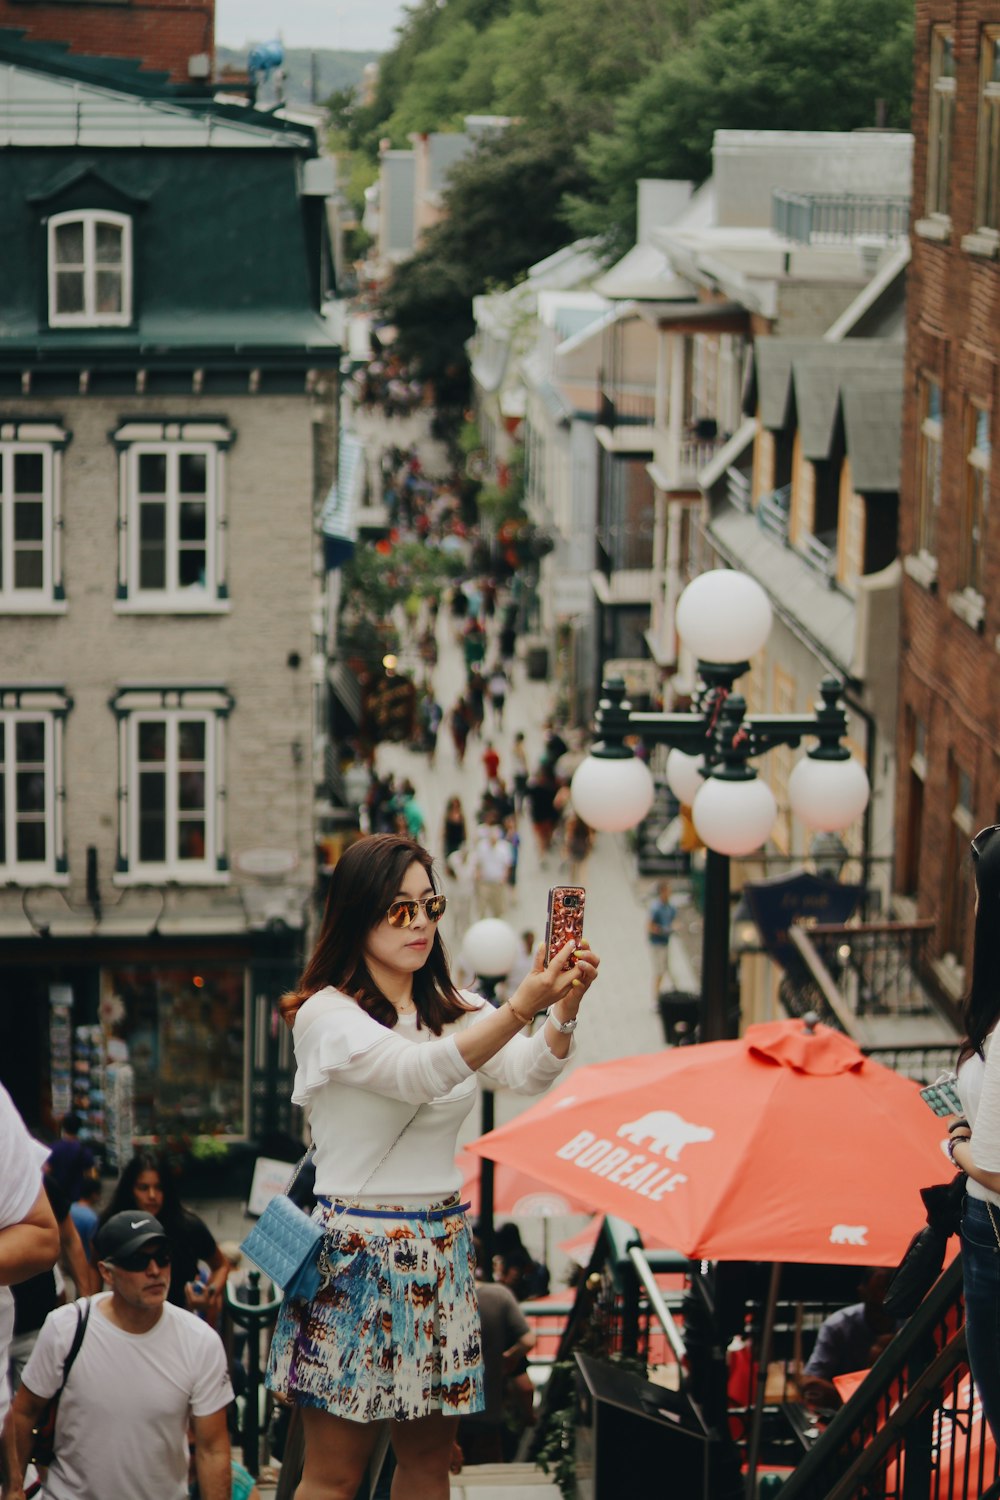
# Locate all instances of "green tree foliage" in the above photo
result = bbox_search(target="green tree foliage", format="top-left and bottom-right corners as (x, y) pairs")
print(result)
(379, 123), (590, 401)
(565, 0), (914, 254)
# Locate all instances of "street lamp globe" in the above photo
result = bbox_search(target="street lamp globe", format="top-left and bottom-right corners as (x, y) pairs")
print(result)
(788, 753), (870, 832)
(570, 752), (655, 832)
(666, 747), (705, 806)
(692, 772), (778, 857)
(461, 918), (519, 982)
(675, 569), (773, 664)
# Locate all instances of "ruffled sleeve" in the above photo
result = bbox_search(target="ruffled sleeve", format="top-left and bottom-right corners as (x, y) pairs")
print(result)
(459, 992), (573, 1094)
(291, 988), (473, 1107)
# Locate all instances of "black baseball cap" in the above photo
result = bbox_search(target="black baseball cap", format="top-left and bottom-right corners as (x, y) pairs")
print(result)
(94, 1211), (169, 1264)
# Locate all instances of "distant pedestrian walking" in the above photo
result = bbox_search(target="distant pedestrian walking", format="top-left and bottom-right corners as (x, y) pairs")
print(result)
(648, 879), (677, 1004)
(487, 667), (507, 730)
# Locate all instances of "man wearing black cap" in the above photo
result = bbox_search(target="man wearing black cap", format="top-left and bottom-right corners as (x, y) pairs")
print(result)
(3, 1211), (232, 1500)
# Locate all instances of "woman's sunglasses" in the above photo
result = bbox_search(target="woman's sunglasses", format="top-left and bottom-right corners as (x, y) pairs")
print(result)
(972, 825), (1000, 862)
(385, 894), (448, 928)
(115, 1246), (172, 1273)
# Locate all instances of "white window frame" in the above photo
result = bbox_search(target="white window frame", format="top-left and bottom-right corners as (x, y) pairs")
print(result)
(0, 689), (70, 883)
(927, 27), (956, 221)
(47, 210), (132, 328)
(917, 375), (943, 563)
(0, 425), (69, 613)
(962, 401), (991, 597)
(976, 28), (1000, 237)
(113, 689), (231, 885)
(114, 423), (231, 613)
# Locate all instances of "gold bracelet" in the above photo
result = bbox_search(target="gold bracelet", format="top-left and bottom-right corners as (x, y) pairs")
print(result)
(506, 997), (532, 1027)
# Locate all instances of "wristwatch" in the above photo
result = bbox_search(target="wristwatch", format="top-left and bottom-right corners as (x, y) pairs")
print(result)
(547, 1009), (578, 1034)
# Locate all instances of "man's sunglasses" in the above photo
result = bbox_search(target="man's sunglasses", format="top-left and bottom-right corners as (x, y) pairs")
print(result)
(385, 894), (448, 928)
(114, 1246), (172, 1273)
(972, 825), (1000, 862)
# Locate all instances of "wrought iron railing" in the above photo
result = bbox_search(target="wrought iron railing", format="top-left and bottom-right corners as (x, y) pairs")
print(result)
(777, 1260), (999, 1500)
(598, 387), (656, 428)
(756, 482), (792, 541)
(773, 189), (911, 245)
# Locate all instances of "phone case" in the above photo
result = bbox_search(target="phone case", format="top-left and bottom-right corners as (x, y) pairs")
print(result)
(545, 886), (586, 968)
(918, 1078), (963, 1117)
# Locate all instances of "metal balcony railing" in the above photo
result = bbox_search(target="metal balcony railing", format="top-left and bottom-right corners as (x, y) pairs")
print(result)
(783, 920), (960, 1081)
(756, 482), (792, 541)
(598, 387), (656, 428)
(726, 466), (753, 513)
(773, 189), (911, 245)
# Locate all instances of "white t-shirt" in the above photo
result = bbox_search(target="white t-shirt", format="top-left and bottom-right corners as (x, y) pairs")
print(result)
(0, 1085), (50, 1422)
(293, 988), (570, 1202)
(960, 1029), (1000, 1206)
(22, 1294), (233, 1500)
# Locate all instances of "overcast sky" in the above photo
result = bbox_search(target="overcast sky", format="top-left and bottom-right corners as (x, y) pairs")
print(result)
(215, 0), (408, 55)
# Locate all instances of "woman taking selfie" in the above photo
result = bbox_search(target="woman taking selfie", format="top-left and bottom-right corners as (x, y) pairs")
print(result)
(266, 833), (599, 1500)
(946, 825), (1000, 1440)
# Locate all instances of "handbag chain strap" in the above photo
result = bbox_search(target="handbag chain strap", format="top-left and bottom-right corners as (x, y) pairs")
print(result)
(986, 1199), (1000, 1251)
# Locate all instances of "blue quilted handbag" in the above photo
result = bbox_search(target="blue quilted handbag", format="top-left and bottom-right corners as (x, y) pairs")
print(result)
(241, 1193), (323, 1301)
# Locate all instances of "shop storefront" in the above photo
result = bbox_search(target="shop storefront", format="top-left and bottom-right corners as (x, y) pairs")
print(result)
(0, 932), (299, 1152)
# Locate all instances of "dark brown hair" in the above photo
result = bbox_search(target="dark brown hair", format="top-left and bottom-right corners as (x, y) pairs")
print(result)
(960, 829), (1000, 1064)
(280, 833), (470, 1033)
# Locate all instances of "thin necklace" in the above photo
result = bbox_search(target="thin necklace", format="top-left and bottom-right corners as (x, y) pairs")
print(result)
(396, 999), (417, 1015)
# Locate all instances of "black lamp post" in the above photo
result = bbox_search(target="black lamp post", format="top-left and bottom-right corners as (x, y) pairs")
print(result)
(571, 571), (870, 1042)
(461, 917), (519, 1276)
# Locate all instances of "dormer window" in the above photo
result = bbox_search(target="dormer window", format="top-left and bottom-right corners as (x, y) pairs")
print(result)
(48, 210), (132, 327)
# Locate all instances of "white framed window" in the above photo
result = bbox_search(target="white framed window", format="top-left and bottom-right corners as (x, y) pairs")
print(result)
(976, 29), (1000, 236)
(961, 403), (991, 596)
(927, 27), (955, 219)
(114, 422), (232, 612)
(0, 688), (70, 881)
(112, 687), (232, 883)
(917, 376), (943, 559)
(48, 210), (132, 328)
(0, 425), (69, 611)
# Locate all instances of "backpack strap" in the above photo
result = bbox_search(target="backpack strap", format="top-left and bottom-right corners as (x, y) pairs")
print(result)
(56, 1297), (91, 1396)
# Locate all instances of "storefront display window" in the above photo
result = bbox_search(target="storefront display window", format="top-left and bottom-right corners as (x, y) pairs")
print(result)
(100, 964), (247, 1138)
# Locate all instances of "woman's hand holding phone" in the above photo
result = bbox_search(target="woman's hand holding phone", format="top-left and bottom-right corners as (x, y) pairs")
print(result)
(508, 935), (600, 1023)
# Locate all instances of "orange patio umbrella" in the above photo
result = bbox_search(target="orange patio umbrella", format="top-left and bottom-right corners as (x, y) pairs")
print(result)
(467, 1017), (954, 1266)
(456, 1148), (593, 1219)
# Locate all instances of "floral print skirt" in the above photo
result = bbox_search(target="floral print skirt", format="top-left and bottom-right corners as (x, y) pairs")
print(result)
(265, 1199), (485, 1424)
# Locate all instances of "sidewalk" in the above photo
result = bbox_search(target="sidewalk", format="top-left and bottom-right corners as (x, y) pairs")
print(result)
(217, 403), (703, 1495)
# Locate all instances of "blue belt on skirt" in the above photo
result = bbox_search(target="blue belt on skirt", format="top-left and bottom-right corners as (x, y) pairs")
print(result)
(317, 1195), (471, 1221)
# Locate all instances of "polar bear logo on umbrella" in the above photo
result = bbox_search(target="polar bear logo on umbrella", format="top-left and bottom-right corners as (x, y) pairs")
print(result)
(617, 1110), (715, 1162)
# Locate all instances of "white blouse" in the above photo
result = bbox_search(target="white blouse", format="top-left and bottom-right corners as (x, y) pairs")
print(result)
(292, 987), (570, 1204)
(958, 1029), (1000, 1206)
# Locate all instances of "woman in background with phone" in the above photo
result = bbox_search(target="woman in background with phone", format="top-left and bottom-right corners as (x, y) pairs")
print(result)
(944, 824), (1000, 1442)
(265, 834), (599, 1500)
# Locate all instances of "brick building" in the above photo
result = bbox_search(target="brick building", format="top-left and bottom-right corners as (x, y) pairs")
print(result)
(0, 0), (214, 85)
(896, 0), (1000, 997)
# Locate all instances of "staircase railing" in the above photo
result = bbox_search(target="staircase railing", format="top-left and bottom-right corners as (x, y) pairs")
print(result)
(777, 1259), (999, 1500)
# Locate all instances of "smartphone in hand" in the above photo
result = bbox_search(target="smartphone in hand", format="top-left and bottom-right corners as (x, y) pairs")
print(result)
(919, 1076), (963, 1116)
(545, 886), (586, 968)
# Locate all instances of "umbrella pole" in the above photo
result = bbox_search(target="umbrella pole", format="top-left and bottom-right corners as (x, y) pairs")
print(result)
(745, 1262), (782, 1500)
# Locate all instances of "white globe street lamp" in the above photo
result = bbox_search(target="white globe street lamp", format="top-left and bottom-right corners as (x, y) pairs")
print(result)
(665, 747), (706, 807)
(571, 568), (870, 1041)
(570, 750), (655, 831)
(461, 918), (519, 986)
(675, 569), (773, 664)
(788, 751), (871, 832)
(692, 772), (778, 858)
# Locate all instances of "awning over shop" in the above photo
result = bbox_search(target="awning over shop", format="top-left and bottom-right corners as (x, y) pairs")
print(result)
(321, 431), (366, 569)
(328, 660), (363, 728)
